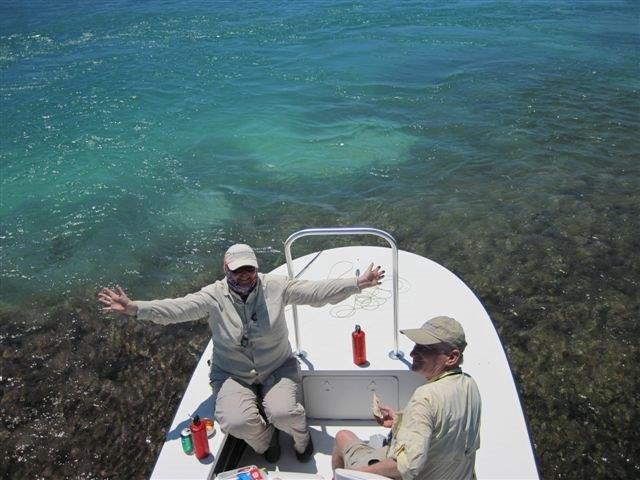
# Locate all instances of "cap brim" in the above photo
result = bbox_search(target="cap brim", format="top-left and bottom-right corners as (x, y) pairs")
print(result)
(227, 257), (258, 270)
(399, 328), (442, 346)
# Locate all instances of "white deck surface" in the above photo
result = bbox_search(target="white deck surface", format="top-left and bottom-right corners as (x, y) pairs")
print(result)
(150, 246), (539, 480)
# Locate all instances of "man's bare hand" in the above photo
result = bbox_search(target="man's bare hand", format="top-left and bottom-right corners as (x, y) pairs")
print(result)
(374, 405), (396, 428)
(357, 263), (385, 289)
(98, 285), (138, 316)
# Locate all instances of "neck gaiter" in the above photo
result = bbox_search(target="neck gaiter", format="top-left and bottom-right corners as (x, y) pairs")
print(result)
(224, 265), (258, 296)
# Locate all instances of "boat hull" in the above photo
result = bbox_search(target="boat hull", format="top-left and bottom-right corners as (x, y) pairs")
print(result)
(151, 246), (539, 479)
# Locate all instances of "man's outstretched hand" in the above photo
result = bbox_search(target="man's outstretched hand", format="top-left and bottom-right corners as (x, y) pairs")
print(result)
(98, 285), (138, 317)
(357, 263), (385, 289)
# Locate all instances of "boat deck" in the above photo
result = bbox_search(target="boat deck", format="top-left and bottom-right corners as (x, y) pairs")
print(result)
(151, 245), (539, 479)
(239, 421), (382, 477)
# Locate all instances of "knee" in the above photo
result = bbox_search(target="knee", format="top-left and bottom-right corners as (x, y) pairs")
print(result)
(335, 429), (358, 450)
(264, 401), (305, 427)
(217, 408), (263, 436)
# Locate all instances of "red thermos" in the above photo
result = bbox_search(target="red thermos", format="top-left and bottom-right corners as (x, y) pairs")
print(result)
(352, 325), (367, 365)
(190, 415), (210, 459)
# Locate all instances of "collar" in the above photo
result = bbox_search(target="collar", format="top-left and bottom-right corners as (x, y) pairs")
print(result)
(427, 367), (462, 384)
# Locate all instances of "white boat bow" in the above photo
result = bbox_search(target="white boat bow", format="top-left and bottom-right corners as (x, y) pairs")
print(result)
(151, 228), (539, 480)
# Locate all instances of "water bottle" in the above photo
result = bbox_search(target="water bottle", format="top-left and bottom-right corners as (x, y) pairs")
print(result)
(190, 415), (210, 459)
(352, 325), (367, 365)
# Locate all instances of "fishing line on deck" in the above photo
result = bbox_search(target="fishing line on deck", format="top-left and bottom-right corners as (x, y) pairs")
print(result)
(324, 260), (410, 319)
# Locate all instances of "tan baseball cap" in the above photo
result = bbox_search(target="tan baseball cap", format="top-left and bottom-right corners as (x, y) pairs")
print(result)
(400, 316), (467, 351)
(224, 244), (258, 270)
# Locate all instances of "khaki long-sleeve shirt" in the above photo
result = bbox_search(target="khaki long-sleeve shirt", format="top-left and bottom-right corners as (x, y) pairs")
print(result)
(135, 273), (360, 384)
(388, 368), (482, 480)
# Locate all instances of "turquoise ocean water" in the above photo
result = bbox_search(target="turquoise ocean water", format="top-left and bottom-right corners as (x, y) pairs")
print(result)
(1, 1), (639, 478)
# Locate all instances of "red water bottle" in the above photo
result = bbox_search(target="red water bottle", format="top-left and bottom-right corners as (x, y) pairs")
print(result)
(352, 325), (367, 365)
(190, 415), (210, 459)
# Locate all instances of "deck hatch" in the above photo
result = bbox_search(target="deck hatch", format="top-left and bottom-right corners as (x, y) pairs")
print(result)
(302, 375), (399, 420)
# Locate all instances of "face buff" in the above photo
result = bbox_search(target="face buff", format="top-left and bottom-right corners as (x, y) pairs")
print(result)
(224, 265), (258, 296)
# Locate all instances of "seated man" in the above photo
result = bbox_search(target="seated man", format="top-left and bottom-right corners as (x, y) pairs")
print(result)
(332, 316), (481, 480)
(99, 244), (384, 463)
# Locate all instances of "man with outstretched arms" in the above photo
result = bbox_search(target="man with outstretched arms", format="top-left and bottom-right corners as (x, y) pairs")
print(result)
(99, 244), (384, 463)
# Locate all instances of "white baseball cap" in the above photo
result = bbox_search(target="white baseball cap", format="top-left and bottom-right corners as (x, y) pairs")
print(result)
(224, 244), (258, 270)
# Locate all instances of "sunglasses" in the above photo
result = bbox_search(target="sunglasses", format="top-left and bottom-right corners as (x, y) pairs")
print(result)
(412, 344), (451, 355)
(231, 266), (257, 275)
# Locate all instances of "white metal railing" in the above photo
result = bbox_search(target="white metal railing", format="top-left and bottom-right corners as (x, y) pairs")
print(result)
(283, 227), (403, 360)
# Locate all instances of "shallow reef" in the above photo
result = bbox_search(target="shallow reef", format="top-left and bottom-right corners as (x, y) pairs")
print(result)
(1, 165), (639, 478)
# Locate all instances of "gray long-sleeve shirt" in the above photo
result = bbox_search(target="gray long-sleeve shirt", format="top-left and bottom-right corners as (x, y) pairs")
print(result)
(135, 273), (360, 384)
